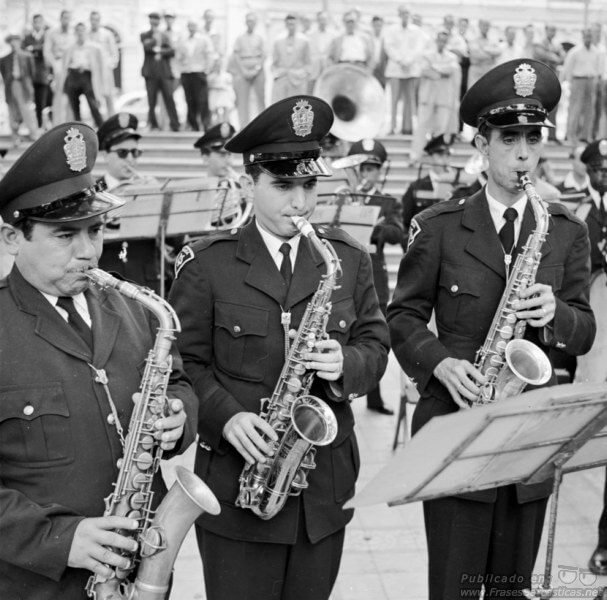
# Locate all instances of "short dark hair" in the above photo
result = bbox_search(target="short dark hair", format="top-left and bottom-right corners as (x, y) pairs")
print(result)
(244, 164), (263, 183)
(13, 218), (35, 240)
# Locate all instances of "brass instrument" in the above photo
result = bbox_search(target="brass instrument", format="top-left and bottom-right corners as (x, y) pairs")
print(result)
(471, 173), (552, 406)
(313, 64), (386, 142)
(236, 217), (340, 520)
(85, 268), (220, 599)
(210, 167), (253, 229)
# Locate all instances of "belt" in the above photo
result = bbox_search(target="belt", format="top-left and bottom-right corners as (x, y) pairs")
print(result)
(572, 75), (595, 79)
(68, 67), (91, 74)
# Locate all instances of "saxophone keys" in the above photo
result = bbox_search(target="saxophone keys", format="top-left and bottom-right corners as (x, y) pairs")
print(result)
(129, 492), (147, 510)
(135, 450), (154, 470)
(287, 377), (303, 392)
(498, 326), (514, 339)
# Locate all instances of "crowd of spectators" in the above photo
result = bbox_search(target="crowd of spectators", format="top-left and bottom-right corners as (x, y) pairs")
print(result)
(1, 5), (606, 161)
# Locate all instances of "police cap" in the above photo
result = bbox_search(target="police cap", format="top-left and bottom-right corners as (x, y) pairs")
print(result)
(580, 140), (607, 169)
(424, 134), (451, 155)
(224, 95), (333, 179)
(348, 139), (387, 166)
(194, 122), (236, 153)
(97, 112), (141, 151)
(460, 59), (561, 129)
(0, 123), (124, 224)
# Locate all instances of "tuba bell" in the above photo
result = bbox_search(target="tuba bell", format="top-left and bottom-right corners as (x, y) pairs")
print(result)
(313, 64), (386, 142)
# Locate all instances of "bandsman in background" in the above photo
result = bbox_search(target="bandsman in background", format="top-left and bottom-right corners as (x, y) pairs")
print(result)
(401, 134), (457, 232)
(582, 140), (607, 578)
(346, 138), (405, 414)
(169, 95), (389, 600)
(96, 113), (165, 293)
(194, 121), (252, 229)
(388, 59), (595, 599)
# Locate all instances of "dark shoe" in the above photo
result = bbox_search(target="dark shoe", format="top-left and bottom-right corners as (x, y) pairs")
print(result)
(368, 406), (394, 416)
(589, 546), (607, 576)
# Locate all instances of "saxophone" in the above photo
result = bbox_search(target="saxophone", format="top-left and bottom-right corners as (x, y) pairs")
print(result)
(471, 173), (553, 406)
(84, 268), (220, 600)
(236, 216), (340, 520)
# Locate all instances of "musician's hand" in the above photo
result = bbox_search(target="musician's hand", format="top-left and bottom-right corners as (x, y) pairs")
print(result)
(68, 516), (139, 577)
(304, 338), (344, 382)
(512, 283), (555, 327)
(223, 412), (278, 465)
(433, 357), (486, 409)
(130, 393), (186, 451)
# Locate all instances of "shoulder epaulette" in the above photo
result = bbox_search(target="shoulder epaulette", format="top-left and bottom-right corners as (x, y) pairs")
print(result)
(547, 200), (588, 224)
(416, 196), (466, 222)
(190, 227), (241, 254)
(314, 224), (365, 251)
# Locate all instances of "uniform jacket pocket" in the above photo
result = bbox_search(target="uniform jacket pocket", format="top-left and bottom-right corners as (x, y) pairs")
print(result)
(326, 298), (356, 344)
(0, 383), (73, 466)
(436, 263), (485, 337)
(214, 301), (269, 382)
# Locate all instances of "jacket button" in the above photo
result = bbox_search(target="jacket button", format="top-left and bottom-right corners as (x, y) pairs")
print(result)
(450, 285), (459, 293)
(107, 414), (116, 425)
(233, 325), (241, 333)
(339, 320), (347, 329)
(23, 404), (34, 416)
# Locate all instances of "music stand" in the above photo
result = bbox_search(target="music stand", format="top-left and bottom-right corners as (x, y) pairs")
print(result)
(345, 383), (607, 598)
(107, 179), (231, 297)
(310, 201), (381, 247)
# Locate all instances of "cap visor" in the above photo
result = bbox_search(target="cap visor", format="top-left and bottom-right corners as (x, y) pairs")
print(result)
(260, 157), (332, 179)
(484, 111), (554, 129)
(29, 188), (125, 222)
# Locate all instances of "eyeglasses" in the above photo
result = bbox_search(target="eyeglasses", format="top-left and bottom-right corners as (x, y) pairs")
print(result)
(109, 148), (143, 159)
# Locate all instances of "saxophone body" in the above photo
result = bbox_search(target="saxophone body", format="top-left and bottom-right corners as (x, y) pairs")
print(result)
(85, 268), (220, 600)
(471, 173), (553, 406)
(236, 217), (340, 520)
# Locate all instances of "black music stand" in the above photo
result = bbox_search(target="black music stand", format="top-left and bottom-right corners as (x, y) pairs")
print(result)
(107, 178), (230, 297)
(310, 202), (381, 247)
(346, 383), (607, 598)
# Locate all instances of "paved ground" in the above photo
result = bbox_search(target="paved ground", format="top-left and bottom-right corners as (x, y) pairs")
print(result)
(162, 353), (607, 599)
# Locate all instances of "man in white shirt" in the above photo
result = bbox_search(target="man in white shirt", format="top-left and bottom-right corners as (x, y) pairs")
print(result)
(384, 4), (427, 135)
(88, 11), (118, 115)
(178, 19), (215, 132)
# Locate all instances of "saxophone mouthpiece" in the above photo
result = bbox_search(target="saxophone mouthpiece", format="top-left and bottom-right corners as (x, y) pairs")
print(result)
(291, 216), (314, 238)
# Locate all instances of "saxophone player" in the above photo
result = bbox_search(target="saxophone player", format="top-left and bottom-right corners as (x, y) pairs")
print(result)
(169, 95), (390, 600)
(0, 123), (197, 598)
(388, 59), (596, 599)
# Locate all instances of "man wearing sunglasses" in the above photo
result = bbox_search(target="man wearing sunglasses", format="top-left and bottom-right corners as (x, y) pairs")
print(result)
(96, 112), (164, 292)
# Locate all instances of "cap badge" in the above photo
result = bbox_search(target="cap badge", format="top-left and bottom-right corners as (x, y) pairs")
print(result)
(292, 99), (314, 137)
(295, 162), (309, 176)
(118, 112), (130, 128)
(599, 140), (607, 157)
(63, 127), (87, 172)
(220, 122), (231, 139)
(513, 63), (536, 98)
(362, 139), (375, 152)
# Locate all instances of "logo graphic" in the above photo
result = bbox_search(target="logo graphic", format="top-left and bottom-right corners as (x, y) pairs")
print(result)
(291, 99), (314, 137)
(63, 127), (87, 172)
(513, 63), (536, 97)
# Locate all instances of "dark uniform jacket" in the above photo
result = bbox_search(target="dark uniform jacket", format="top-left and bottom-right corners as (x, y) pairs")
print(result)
(0, 50), (35, 104)
(0, 267), (197, 600)
(22, 31), (51, 85)
(401, 175), (442, 232)
(169, 220), (390, 544)
(140, 29), (175, 79)
(387, 189), (596, 503)
(361, 188), (405, 308)
(582, 199), (607, 275)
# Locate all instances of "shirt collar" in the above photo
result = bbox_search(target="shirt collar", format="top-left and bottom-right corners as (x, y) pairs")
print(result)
(485, 187), (527, 233)
(255, 219), (302, 267)
(588, 183), (607, 210)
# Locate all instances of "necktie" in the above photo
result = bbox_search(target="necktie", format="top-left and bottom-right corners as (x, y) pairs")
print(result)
(499, 207), (518, 255)
(56, 296), (93, 350)
(279, 243), (292, 288)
